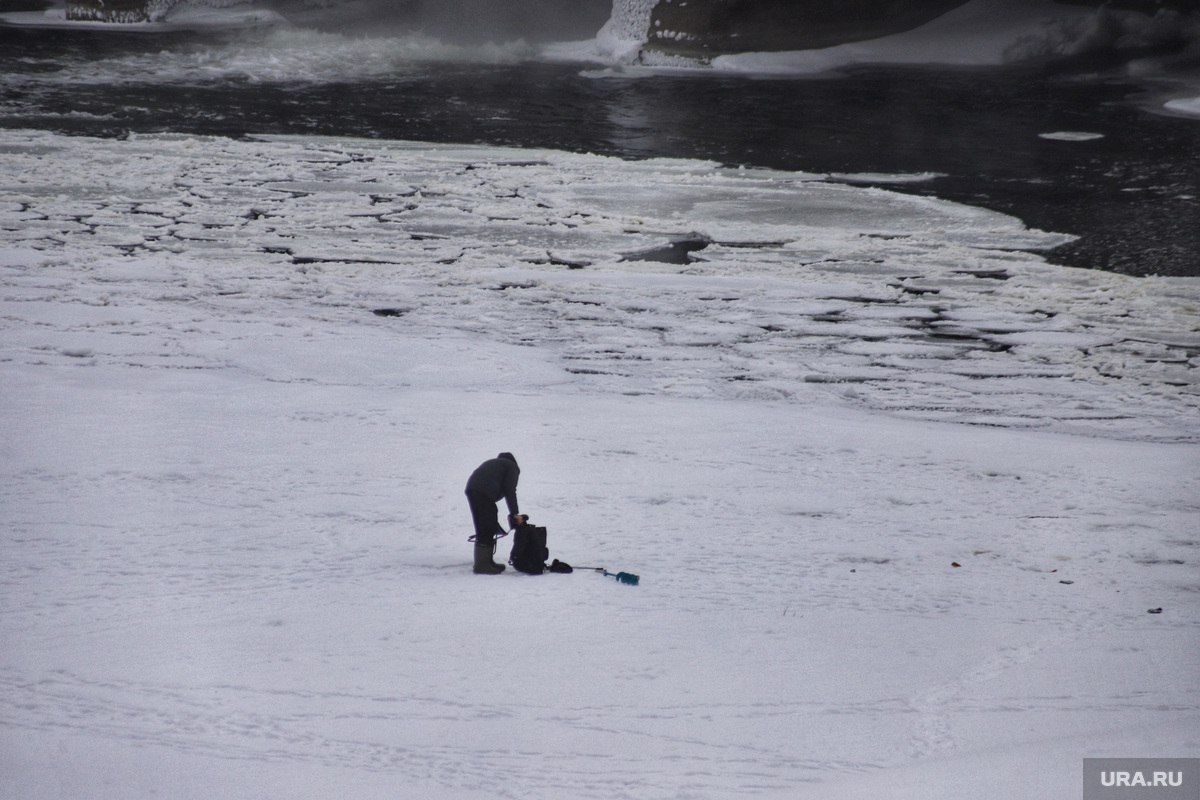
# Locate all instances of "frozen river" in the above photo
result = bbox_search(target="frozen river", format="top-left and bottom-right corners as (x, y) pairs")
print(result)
(1, 18), (1198, 277)
(1, 5), (1198, 799)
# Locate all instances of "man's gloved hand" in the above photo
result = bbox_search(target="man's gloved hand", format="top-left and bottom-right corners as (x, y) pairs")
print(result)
(508, 513), (528, 528)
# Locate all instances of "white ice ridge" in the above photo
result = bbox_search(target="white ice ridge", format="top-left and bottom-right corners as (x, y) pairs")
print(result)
(145, 0), (245, 22)
(1, 130), (1196, 441)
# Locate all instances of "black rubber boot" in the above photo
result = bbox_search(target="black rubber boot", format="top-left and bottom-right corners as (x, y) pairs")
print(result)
(473, 538), (505, 575)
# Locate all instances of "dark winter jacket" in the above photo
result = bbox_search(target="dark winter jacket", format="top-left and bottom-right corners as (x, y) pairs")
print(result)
(465, 453), (520, 516)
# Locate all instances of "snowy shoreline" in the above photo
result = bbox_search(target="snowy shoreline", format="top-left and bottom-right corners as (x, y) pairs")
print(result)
(0, 5), (284, 31)
(2, 129), (1198, 799)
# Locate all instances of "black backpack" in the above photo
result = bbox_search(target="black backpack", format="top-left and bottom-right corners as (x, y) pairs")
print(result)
(509, 522), (572, 575)
(509, 523), (549, 575)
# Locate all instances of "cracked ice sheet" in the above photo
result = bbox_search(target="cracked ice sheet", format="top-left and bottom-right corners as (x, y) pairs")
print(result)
(1, 130), (1198, 441)
(1, 130), (1199, 440)
(1, 130), (1199, 800)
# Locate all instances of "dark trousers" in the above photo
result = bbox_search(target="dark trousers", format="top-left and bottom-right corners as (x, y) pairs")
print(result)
(466, 490), (503, 544)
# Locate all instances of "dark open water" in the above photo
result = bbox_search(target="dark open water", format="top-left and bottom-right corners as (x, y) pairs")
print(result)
(1, 23), (1198, 276)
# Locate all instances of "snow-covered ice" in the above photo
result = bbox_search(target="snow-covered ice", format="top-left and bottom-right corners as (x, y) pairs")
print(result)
(1, 130), (1198, 799)
(552, 0), (1181, 70)
(708, 0), (1110, 73)
(551, 0), (1200, 121)
(1038, 132), (1106, 142)
(1165, 95), (1200, 120)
